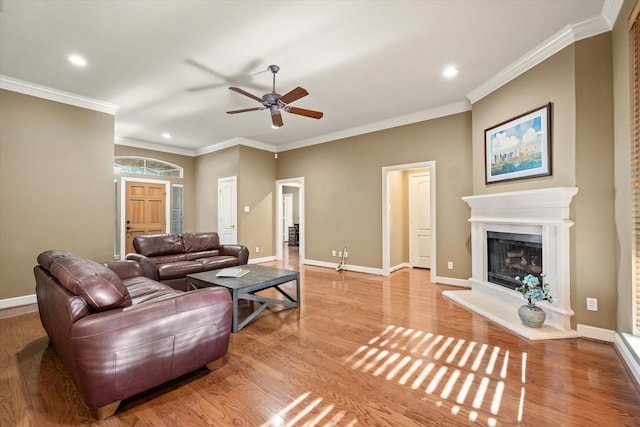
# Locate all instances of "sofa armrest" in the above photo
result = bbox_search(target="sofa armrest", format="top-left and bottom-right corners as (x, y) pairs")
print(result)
(125, 253), (159, 280)
(69, 287), (232, 409)
(219, 244), (249, 264)
(102, 260), (144, 280)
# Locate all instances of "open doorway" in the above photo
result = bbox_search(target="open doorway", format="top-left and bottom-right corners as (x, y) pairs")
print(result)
(276, 178), (304, 263)
(382, 161), (436, 280)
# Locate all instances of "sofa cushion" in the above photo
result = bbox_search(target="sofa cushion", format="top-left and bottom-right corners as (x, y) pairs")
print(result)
(133, 233), (184, 257)
(45, 255), (132, 311)
(157, 261), (206, 280)
(198, 256), (241, 270)
(122, 276), (181, 305)
(182, 232), (219, 252)
(185, 250), (220, 261)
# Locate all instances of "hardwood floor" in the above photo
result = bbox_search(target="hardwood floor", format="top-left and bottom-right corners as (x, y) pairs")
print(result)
(2, 246), (639, 426)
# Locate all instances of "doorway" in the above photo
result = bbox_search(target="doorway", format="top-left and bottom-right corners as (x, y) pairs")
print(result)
(120, 177), (170, 258)
(218, 176), (238, 244)
(276, 178), (304, 263)
(382, 161), (436, 279)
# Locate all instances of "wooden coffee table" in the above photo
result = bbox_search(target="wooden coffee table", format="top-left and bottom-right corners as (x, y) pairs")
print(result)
(187, 264), (300, 332)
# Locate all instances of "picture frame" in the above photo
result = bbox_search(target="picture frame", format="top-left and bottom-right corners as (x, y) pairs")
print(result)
(485, 103), (552, 184)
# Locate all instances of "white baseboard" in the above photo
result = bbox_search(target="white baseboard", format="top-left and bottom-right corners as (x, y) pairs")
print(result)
(303, 259), (383, 275)
(615, 333), (640, 386)
(432, 275), (471, 288)
(576, 324), (616, 342)
(249, 255), (277, 264)
(0, 294), (37, 310)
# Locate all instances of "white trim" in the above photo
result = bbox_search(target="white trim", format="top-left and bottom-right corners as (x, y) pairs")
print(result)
(304, 259), (383, 276)
(0, 75), (119, 114)
(196, 137), (277, 156)
(382, 161), (437, 282)
(432, 276), (470, 288)
(249, 255), (277, 264)
(466, 0), (623, 104)
(576, 324), (616, 342)
(615, 333), (640, 386)
(115, 137), (195, 157)
(0, 294), (37, 310)
(276, 178), (305, 263)
(119, 177), (171, 258)
(278, 101), (471, 153)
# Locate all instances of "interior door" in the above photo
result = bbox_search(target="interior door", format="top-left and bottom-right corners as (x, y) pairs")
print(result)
(409, 172), (431, 268)
(218, 176), (237, 244)
(125, 181), (166, 254)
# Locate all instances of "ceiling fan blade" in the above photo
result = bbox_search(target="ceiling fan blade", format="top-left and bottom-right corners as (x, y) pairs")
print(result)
(226, 107), (265, 114)
(229, 87), (263, 103)
(271, 112), (284, 128)
(279, 87), (309, 104)
(287, 106), (324, 119)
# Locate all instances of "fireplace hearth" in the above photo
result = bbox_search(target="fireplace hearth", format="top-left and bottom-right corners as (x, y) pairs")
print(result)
(443, 187), (579, 340)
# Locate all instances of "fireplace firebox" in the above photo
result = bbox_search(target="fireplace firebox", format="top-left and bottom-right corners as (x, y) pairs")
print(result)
(487, 231), (542, 290)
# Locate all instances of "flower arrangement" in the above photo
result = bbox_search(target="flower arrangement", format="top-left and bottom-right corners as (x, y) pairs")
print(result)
(515, 273), (553, 306)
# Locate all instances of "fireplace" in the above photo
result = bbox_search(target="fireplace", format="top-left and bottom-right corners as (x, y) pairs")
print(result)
(487, 231), (542, 290)
(443, 187), (579, 340)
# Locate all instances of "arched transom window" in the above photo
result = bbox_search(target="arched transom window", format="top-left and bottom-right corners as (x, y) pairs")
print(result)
(114, 157), (183, 178)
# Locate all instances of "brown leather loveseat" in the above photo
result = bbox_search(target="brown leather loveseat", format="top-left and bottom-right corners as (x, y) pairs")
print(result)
(126, 232), (249, 291)
(34, 250), (232, 419)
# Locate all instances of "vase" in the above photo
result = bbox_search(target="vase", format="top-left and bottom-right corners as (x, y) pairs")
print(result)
(518, 304), (546, 328)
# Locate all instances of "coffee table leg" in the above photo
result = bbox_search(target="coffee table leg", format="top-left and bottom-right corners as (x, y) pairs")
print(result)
(232, 289), (239, 333)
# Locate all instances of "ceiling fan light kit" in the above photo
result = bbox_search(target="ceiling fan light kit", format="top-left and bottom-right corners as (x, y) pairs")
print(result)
(227, 64), (323, 128)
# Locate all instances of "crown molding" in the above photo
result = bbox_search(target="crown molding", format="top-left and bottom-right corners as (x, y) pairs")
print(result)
(277, 100), (472, 153)
(115, 137), (196, 157)
(195, 137), (277, 156)
(0, 75), (119, 114)
(467, 0), (623, 104)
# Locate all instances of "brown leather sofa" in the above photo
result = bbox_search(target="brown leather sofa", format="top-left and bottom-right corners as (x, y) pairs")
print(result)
(34, 250), (232, 419)
(126, 232), (249, 291)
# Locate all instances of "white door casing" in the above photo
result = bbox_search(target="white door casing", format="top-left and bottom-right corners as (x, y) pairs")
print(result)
(283, 193), (293, 242)
(218, 176), (237, 244)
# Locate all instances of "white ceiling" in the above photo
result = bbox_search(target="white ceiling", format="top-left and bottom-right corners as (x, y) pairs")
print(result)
(0, 0), (615, 155)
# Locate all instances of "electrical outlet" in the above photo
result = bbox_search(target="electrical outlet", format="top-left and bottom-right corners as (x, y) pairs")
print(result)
(332, 250), (336, 257)
(586, 298), (598, 311)
(344, 250), (348, 257)
(447, 261), (454, 269)
(255, 246), (260, 253)
(338, 251), (342, 257)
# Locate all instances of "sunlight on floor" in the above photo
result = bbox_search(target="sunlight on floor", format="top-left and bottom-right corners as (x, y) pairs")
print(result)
(260, 324), (528, 426)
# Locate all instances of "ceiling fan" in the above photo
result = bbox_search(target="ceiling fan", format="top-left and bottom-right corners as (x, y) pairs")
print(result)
(226, 64), (323, 128)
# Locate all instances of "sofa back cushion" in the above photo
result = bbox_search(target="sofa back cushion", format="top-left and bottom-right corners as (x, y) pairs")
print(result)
(182, 232), (219, 252)
(133, 233), (185, 257)
(37, 251), (131, 311)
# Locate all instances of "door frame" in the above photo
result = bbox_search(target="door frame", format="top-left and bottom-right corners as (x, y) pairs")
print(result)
(382, 161), (436, 279)
(120, 177), (170, 259)
(276, 177), (304, 262)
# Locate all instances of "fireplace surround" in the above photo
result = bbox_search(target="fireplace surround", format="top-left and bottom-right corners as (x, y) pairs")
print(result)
(443, 187), (579, 340)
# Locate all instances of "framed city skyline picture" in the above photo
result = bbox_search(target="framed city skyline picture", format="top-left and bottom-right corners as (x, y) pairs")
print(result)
(485, 103), (552, 184)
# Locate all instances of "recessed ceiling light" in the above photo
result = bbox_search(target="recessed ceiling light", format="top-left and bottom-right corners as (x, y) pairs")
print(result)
(68, 54), (87, 67)
(443, 65), (459, 78)
(162, 133), (172, 139)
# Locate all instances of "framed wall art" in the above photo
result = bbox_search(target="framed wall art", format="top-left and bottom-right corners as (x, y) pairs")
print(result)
(485, 103), (552, 184)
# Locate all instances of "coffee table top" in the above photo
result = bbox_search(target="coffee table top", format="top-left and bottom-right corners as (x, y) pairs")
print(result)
(187, 264), (299, 291)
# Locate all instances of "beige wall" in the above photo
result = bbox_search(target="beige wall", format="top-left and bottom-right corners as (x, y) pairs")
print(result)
(612, 0), (635, 334)
(0, 90), (115, 300)
(471, 34), (617, 330)
(276, 112), (473, 277)
(238, 145), (277, 257)
(114, 145), (197, 233)
(194, 146), (239, 232)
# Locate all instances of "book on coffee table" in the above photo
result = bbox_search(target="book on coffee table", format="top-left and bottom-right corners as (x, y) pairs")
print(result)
(215, 268), (250, 278)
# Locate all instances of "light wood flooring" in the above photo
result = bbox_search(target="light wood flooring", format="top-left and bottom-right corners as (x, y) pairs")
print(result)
(1, 246), (639, 426)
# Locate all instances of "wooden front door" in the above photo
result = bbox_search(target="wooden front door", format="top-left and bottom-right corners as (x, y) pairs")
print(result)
(125, 181), (166, 254)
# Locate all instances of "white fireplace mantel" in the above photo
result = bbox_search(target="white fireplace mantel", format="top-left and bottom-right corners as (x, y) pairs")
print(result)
(443, 187), (579, 340)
